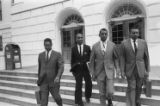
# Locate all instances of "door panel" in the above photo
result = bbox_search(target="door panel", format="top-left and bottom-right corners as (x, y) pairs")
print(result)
(62, 27), (84, 63)
(62, 30), (71, 63)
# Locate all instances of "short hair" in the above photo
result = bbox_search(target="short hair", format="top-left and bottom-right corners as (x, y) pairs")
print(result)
(44, 38), (52, 45)
(76, 33), (83, 39)
(99, 28), (108, 36)
(129, 24), (139, 32)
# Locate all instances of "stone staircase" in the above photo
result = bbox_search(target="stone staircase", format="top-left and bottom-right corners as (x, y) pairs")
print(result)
(0, 68), (160, 106)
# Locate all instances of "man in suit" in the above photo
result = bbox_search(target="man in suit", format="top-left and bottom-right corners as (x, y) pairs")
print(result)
(120, 27), (150, 106)
(90, 28), (120, 106)
(71, 33), (92, 106)
(37, 38), (64, 106)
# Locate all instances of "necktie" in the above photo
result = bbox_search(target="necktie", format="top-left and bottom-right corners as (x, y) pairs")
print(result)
(133, 40), (137, 54)
(103, 43), (105, 55)
(46, 51), (49, 62)
(79, 45), (81, 56)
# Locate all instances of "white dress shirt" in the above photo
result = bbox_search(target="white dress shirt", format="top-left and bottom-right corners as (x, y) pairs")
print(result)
(77, 44), (83, 55)
(130, 39), (138, 52)
(100, 40), (107, 52)
(45, 50), (52, 60)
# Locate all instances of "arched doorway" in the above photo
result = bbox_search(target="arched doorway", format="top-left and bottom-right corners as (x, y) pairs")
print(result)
(108, 3), (146, 44)
(61, 14), (84, 63)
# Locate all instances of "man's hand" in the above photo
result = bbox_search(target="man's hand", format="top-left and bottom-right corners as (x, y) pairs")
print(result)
(92, 74), (96, 81)
(144, 71), (149, 79)
(121, 71), (126, 79)
(54, 77), (60, 83)
(37, 86), (40, 91)
(116, 68), (121, 79)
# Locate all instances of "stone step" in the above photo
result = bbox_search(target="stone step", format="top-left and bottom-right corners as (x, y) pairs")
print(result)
(0, 102), (18, 106)
(1, 71), (160, 86)
(0, 79), (160, 97)
(0, 70), (160, 105)
(0, 93), (73, 106)
(0, 86), (149, 106)
(0, 71), (37, 78)
(0, 73), (160, 87)
(0, 75), (160, 96)
(0, 84), (159, 106)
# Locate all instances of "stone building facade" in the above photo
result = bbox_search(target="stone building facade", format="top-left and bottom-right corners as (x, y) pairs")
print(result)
(0, 0), (160, 70)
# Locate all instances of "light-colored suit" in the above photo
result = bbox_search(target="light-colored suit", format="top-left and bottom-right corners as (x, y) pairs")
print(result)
(90, 41), (119, 105)
(120, 38), (150, 106)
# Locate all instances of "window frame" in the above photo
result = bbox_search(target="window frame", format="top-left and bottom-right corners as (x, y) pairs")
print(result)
(0, 36), (3, 51)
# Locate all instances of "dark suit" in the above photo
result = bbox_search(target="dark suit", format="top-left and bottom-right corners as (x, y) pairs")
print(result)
(37, 50), (64, 106)
(71, 44), (92, 105)
(120, 39), (150, 106)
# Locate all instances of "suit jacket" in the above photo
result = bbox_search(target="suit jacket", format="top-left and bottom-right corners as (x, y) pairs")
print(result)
(70, 44), (91, 73)
(120, 38), (150, 78)
(37, 50), (64, 86)
(90, 41), (118, 80)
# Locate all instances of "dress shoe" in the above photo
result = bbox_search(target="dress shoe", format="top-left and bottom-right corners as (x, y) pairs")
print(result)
(136, 103), (141, 106)
(85, 97), (90, 103)
(108, 103), (113, 106)
(75, 102), (84, 106)
(108, 99), (113, 106)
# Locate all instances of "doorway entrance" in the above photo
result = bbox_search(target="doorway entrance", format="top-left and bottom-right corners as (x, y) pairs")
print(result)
(109, 3), (145, 44)
(61, 14), (84, 63)
(111, 18), (144, 44)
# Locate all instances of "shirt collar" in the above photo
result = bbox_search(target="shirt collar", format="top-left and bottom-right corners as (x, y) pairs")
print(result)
(77, 44), (83, 47)
(131, 38), (138, 43)
(100, 40), (107, 45)
(45, 50), (52, 53)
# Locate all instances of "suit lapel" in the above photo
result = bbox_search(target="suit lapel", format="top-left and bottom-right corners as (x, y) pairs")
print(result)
(42, 52), (46, 62)
(98, 41), (104, 56)
(128, 39), (135, 54)
(46, 50), (54, 64)
(83, 45), (86, 56)
(104, 41), (110, 57)
(137, 39), (141, 54)
(75, 45), (80, 56)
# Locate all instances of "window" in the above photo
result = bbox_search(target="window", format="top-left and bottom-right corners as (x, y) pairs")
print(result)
(111, 3), (143, 44)
(0, 36), (2, 51)
(64, 14), (84, 25)
(112, 24), (123, 44)
(112, 4), (142, 18)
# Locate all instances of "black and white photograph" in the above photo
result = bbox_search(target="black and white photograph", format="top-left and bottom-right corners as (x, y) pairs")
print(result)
(0, 0), (160, 106)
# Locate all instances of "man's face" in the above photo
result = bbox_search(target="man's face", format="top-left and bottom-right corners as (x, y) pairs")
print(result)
(44, 41), (52, 51)
(130, 28), (140, 40)
(76, 33), (83, 45)
(100, 30), (108, 42)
